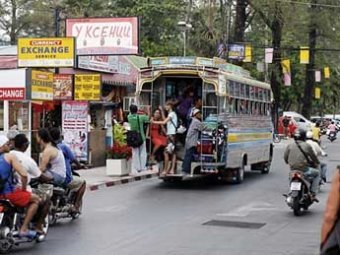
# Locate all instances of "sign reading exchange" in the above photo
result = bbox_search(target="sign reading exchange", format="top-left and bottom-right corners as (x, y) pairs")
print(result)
(30, 70), (54, 100)
(18, 38), (75, 67)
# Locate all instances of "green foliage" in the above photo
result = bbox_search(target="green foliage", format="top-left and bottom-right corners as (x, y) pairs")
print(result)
(113, 123), (126, 145)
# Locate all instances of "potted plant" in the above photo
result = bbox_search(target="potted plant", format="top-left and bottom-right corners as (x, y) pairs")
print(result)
(106, 143), (132, 176)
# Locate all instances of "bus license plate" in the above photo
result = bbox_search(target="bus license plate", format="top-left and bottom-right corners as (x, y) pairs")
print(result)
(290, 182), (301, 191)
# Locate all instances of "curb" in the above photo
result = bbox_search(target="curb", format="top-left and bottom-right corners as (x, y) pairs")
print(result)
(88, 172), (159, 191)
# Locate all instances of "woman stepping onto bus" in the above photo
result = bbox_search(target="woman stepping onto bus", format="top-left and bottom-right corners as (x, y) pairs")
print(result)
(151, 102), (178, 175)
(149, 108), (167, 164)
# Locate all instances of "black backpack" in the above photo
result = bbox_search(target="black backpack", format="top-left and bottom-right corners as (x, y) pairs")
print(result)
(126, 116), (144, 148)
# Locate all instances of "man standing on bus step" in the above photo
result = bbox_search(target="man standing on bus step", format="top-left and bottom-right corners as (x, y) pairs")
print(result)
(182, 109), (205, 175)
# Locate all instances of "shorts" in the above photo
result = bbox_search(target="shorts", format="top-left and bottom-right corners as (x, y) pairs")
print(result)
(1, 189), (31, 208)
(67, 176), (85, 191)
(46, 171), (66, 186)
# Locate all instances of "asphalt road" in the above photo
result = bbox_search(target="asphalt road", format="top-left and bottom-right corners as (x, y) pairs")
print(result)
(10, 138), (340, 255)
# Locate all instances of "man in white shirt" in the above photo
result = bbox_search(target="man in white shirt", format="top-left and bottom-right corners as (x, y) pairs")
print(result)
(10, 134), (50, 235)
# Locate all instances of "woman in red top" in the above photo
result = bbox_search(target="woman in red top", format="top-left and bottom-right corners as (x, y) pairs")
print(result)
(149, 109), (167, 163)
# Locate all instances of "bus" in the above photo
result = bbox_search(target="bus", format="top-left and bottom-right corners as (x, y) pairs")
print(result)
(135, 56), (273, 183)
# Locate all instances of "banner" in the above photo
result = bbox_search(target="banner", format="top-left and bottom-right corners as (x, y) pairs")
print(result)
(18, 38), (75, 67)
(53, 74), (73, 100)
(315, 87), (321, 99)
(324, 67), (330, 79)
(0, 69), (26, 100)
(281, 59), (291, 74)
(265, 48), (273, 63)
(66, 17), (139, 55)
(228, 44), (245, 60)
(62, 101), (88, 162)
(74, 74), (101, 100)
(315, 70), (321, 82)
(300, 47), (309, 64)
(284, 73), (291, 86)
(243, 45), (252, 63)
(30, 70), (54, 100)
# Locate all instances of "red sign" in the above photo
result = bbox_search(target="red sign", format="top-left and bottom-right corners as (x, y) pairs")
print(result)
(66, 17), (139, 55)
(0, 88), (25, 100)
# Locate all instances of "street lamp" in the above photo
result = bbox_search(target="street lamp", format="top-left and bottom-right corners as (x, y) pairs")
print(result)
(178, 21), (192, 57)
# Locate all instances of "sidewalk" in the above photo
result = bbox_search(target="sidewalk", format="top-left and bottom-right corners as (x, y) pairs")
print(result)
(77, 166), (159, 191)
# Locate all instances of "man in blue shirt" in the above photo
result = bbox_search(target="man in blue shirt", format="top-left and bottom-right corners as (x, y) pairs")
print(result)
(49, 128), (86, 213)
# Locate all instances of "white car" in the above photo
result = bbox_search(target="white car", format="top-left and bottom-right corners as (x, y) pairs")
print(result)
(283, 111), (313, 131)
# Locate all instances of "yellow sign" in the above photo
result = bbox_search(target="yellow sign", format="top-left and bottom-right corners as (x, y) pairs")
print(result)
(74, 74), (101, 101)
(300, 47), (309, 64)
(243, 45), (252, 63)
(31, 70), (54, 100)
(315, 87), (321, 99)
(324, 67), (330, 79)
(281, 59), (291, 74)
(18, 38), (75, 67)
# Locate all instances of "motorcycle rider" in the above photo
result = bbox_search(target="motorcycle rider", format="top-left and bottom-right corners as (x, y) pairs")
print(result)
(10, 134), (51, 235)
(327, 121), (337, 137)
(0, 135), (40, 238)
(49, 128), (86, 214)
(284, 129), (320, 199)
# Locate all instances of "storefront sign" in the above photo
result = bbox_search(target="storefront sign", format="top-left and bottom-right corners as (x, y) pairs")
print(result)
(53, 74), (73, 100)
(66, 17), (139, 55)
(0, 69), (26, 100)
(62, 101), (89, 161)
(18, 38), (75, 67)
(74, 74), (101, 100)
(78, 56), (132, 75)
(30, 70), (54, 100)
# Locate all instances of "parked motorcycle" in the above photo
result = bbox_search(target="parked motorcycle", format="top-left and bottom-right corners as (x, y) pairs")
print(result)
(327, 131), (337, 142)
(49, 185), (83, 225)
(284, 170), (317, 216)
(0, 199), (49, 254)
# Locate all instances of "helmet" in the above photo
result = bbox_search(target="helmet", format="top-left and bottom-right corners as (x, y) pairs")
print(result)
(306, 131), (313, 139)
(294, 129), (307, 141)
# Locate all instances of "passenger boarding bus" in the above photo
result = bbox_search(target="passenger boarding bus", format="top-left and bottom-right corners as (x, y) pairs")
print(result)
(134, 57), (273, 183)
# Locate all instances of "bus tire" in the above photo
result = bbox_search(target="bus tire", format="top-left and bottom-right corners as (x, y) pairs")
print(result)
(235, 162), (245, 184)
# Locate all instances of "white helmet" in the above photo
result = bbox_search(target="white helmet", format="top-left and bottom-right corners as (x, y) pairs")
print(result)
(306, 131), (313, 139)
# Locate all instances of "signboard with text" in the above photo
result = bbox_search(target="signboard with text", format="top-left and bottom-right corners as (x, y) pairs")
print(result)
(0, 69), (26, 100)
(66, 17), (139, 55)
(74, 74), (101, 100)
(78, 55), (132, 74)
(62, 101), (88, 162)
(30, 70), (54, 100)
(53, 74), (73, 100)
(18, 37), (75, 67)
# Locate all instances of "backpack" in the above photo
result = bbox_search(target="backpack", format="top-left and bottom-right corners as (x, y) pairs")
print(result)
(126, 116), (144, 148)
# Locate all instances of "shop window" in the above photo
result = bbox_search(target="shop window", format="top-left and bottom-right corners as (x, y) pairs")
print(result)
(9, 101), (29, 131)
(123, 97), (136, 112)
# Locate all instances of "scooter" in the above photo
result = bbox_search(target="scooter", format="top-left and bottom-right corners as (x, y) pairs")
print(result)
(0, 199), (49, 254)
(284, 170), (317, 216)
(328, 130), (337, 142)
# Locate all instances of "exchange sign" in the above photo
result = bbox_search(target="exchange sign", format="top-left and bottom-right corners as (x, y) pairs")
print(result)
(30, 70), (54, 100)
(18, 38), (75, 67)
(74, 74), (101, 101)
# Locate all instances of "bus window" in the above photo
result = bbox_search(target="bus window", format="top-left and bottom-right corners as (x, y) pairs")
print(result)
(254, 102), (259, 115)
(249, 86), (254, 100)
(228, 81), (234, 96)
(234, 82), (240, 97)
(240, 100), (248, 114)
(254, 87), (259, 100)
(235, 99), (239, 114)
(245, 85), (250, 98)
(240, 83), (245, 98)
(258, 88), (263, 101)
(219, 97), (228, 113)
(228, 97), (235, 114)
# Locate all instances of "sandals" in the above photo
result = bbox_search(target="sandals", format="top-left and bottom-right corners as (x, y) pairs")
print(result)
(19, 230), (37, 239)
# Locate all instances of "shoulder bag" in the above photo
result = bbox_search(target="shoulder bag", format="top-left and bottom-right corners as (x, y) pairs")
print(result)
(126, 116), (144, 148)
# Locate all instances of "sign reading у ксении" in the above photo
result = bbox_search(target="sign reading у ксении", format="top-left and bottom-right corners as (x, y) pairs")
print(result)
(30, 70), (54, 100)
(74, 74), (101, 101)
(18, 38), (75, 67)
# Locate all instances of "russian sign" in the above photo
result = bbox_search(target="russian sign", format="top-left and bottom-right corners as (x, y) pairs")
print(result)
(53, 74), (73, 100)
(30, 70), (54, 100)
(62, 101), (89, 161)
(74, 74), (101, 100)
(0, 69), (26, 100)
(66, 17), (139, 55)
(18, 38), (75, 67)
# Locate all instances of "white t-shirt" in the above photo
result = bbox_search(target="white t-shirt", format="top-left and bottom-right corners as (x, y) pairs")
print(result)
(167, 111), (178, 135)
(10, 150), (41, 192)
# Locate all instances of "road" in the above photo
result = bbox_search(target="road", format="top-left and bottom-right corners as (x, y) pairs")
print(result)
(10, 138), (338, 255)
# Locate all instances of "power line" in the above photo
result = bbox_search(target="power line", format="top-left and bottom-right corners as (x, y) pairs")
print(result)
(276, 0), (340, 8)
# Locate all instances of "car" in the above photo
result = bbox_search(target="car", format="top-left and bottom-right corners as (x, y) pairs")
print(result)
(283, 111), (313, 131)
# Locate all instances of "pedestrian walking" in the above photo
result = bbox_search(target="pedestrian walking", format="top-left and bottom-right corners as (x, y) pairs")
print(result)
(127, 105), (150, 173)
(321, 166), (340, 254)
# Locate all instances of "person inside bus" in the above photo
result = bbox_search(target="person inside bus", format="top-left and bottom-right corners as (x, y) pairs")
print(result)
(173, 86), (194, 127)
(187, 97), (202, 125)
(182, 109), (205, 175)
(148, 108), (167, 164)
(152, 102), (178, 175)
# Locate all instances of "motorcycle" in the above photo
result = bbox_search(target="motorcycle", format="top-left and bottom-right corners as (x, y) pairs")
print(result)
(327, 130), (337, 142)
(0, 199), (49, 254)
(284, 170), (317, 216)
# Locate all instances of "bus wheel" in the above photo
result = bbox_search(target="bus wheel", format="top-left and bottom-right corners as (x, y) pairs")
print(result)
(261, 164), (270, 174)
(235, 163), (245, 184)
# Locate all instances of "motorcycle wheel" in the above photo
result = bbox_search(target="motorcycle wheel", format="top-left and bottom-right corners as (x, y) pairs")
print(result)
(0, 239), (13, 254)
(293, 197), (302, 216)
